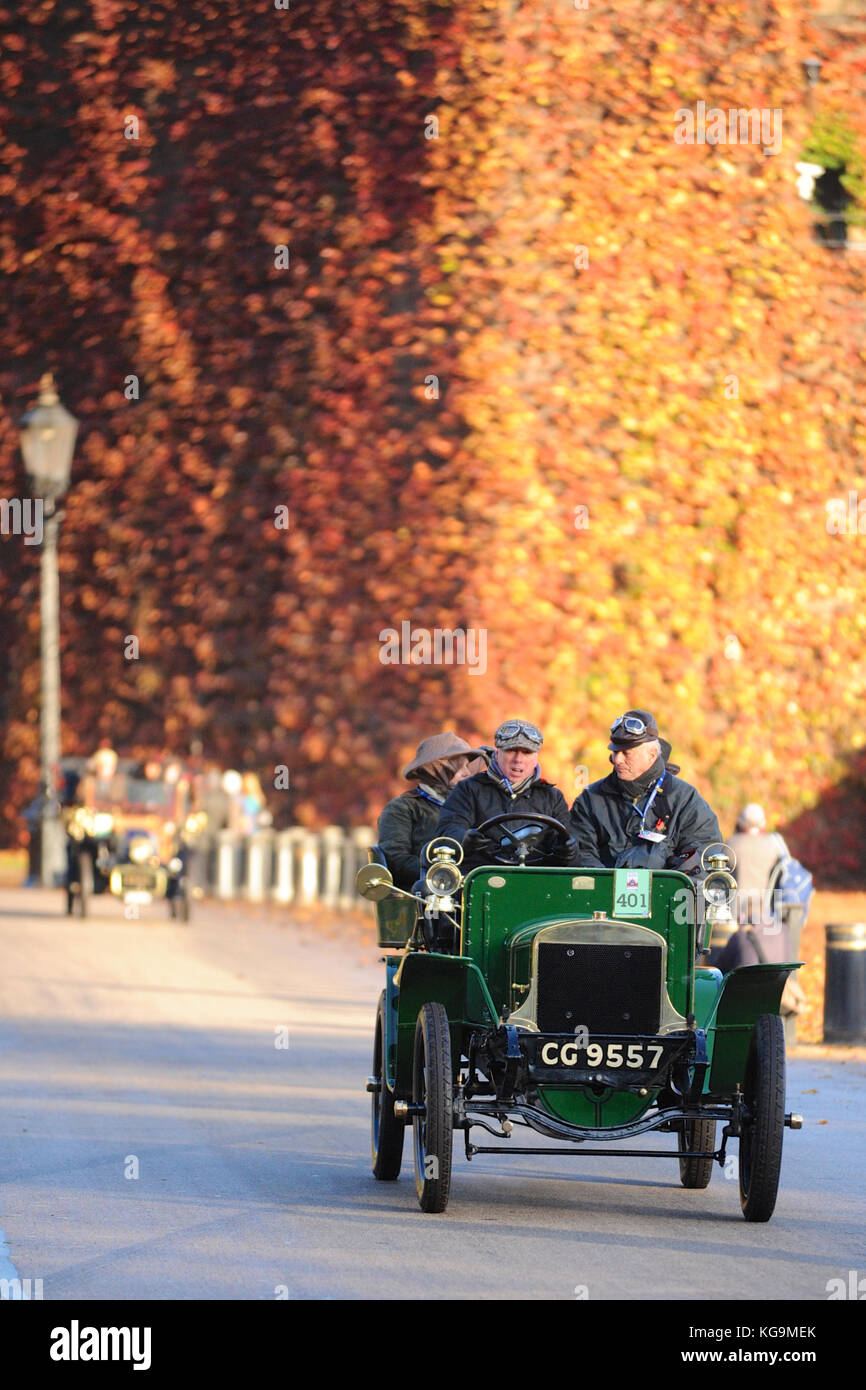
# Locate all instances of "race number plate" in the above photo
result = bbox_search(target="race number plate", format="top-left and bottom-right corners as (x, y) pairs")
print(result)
(124, 891), (153, 904)
(612, 868), (651, 918)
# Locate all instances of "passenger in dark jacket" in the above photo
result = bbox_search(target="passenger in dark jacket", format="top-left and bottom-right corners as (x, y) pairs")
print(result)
(569, 709), (721, 879)
(377, 732), (485, 890)
(435, 719), (579, 873)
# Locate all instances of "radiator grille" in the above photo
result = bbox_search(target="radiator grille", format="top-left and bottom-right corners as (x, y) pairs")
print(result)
(536, 941), (662, 1034)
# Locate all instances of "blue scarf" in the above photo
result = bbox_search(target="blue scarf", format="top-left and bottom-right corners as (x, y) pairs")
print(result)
(488, 759), (541, 797)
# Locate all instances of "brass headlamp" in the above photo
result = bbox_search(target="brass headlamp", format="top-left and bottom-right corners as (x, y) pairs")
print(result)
(700, 842), (738, 927)
(423, 839), (464, 912)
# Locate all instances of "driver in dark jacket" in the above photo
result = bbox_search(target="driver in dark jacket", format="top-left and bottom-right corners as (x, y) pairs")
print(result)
(434, 719), (580, 872)
(569, 710), (721, 878)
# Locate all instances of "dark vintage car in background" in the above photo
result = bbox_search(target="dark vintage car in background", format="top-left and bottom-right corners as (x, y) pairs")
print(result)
(63, 759), (206, 920)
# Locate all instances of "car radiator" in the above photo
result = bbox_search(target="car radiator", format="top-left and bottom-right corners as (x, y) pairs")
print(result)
(536, 941), (663, 1034)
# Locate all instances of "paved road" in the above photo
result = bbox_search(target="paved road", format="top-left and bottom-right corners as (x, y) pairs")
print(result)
(0, 887), (863, 1301)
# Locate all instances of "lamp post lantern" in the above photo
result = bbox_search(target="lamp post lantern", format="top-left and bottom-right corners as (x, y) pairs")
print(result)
(19, 373), (78, 887)
(803, 56), (822, 88)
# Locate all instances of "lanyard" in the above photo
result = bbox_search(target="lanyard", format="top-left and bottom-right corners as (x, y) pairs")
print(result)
(637, 775), (665, 835)
(415, 787), (444, 806)
(492, 760), (537, 798)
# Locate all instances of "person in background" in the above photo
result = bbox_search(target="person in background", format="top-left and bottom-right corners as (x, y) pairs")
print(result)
(240, 772), (267, 834)
(163, 758), (185, 787)
(378, 733), (484, 890)
(221, 769), (245, 833)
(726, 803), (788, 926)
(197, 764), (231, 832)
(81, 745), (126, 803)
(710, 803), (807, 1016)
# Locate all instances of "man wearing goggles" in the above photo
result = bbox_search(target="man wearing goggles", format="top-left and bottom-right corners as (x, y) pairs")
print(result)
(433, 719), (580, 871)
(569, 708), (721, 878)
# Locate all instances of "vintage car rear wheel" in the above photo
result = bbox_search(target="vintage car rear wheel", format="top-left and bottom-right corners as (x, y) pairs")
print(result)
(678, 1117), (716, 1188)
(168, 885), (192, 923)
(739, 1013), (785, 1222)
(75, 852), (93, 919)
(412, 1002), (453, 1213)
(372, 992), (404, 1180)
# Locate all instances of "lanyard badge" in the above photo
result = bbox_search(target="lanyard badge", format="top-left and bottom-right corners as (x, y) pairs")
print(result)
(637, 777), (667, 842)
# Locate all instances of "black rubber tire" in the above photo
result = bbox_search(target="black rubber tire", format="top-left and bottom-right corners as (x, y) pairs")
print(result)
(76, 852), (93, 918)
(412, 1002), (453, 1213)
(371, 992), (404, 1180)
(739, 1014), (786, 1222)
(678, 1117), (717, 1188)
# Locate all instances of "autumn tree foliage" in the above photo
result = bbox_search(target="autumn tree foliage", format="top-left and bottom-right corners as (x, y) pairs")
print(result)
(1, 0), (865, 882)
(416, 0), (866, 876)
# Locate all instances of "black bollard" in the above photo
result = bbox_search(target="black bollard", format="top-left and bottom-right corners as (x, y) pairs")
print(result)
(824, 923), (866, 1043)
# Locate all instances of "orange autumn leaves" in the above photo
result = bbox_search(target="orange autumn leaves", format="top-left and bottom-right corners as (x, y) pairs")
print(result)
(0, 1), (865, 878)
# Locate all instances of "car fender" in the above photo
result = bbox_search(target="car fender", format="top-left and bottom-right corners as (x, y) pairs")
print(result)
(706, 962), (802, 1094)
(391, 950), (499, 1096)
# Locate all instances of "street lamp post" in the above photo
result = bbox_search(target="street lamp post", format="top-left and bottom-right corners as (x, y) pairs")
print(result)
(19, 373), (78, 887)
(803, 56), (822, 88)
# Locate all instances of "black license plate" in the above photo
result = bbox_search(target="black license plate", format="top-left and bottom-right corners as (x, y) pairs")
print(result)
(526, 1033), (690, 1082)
(118, 869), (159, 892)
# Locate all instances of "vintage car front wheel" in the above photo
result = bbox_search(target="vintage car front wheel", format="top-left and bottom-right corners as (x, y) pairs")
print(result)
(678, 1117), (716, 1189)
(371, 992), (404, 1180)
(412, 1002), (453, 1213)
(739, 1013), (785, 1222)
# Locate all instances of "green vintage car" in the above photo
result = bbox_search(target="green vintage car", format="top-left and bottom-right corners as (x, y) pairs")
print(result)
(357, 815), (803, 1220)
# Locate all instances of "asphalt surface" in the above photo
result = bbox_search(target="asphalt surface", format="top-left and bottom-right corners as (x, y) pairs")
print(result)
(0, 887), (864, 1301)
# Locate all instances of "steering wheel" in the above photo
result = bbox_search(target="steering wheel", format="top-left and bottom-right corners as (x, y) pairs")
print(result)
(473, 813), (572, 865)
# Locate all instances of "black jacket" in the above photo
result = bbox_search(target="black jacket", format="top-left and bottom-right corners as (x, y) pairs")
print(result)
(569, 768), (721, 877)
(435, 769), (578, 869)
(377, 788), (444, 890)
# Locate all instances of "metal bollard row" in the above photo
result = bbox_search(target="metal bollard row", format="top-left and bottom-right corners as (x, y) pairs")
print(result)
(199, 826), (376, 909)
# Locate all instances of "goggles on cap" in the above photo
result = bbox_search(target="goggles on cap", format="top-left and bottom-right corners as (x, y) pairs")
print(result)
(495, 720), (543, 748)
(610, 714), (650, 737)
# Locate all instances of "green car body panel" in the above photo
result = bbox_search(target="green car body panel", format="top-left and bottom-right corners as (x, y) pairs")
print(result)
(370, 846), (803, 1218)
(382, 865), (800, 1119)
(706, 963), (801, 1094)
